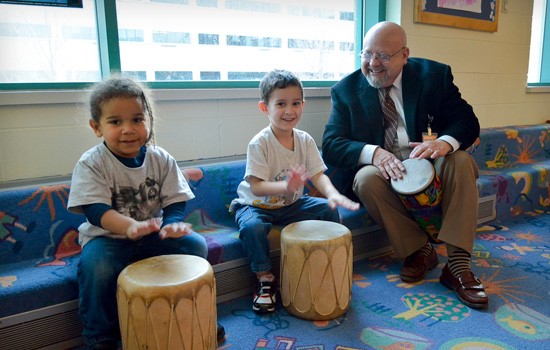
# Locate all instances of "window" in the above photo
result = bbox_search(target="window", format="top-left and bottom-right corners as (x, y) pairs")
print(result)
(153, 31), (191, 44)
(63, 26), (95, 40)
(0, 0), (100, 83)
(198, 33), (220, 45)
(155, 71), (193, 80)
(528, 0), (549, 85)
(200, 71), (220, 80)
(118, 28), (144, 42)
(115, 0), (356, 82)
(0, 0), (385, 88)
(226, 35), (281, 48)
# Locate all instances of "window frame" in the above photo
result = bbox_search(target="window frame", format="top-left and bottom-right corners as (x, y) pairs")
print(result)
(538, 0), (550, 84)
(528, 0), (550, 90)
(0, 0), (385, 91)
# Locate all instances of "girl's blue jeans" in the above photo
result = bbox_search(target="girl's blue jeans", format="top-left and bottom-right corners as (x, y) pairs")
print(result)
(77, 231), (207, 348)
(234, 196), (340, 274)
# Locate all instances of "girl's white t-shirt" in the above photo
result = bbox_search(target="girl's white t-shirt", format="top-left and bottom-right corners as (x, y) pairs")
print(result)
(68, 143), (194, 247)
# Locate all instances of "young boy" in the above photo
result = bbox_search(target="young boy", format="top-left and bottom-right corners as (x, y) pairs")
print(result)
(229, 69), (359, 313)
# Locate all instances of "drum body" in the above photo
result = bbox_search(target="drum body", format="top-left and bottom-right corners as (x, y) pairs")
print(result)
(280, 220), (353, 320)
(117, 254), (217, 350)
(390, 158), (443, 241)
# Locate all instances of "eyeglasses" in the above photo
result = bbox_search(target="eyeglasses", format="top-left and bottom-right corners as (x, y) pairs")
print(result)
(359, 47), (406, 63)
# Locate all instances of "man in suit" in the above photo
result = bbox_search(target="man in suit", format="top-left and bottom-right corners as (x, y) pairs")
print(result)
(322, 21), (488, 309)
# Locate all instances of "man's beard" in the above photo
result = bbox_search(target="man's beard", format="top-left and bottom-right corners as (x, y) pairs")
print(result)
(366, 73), (388, 89)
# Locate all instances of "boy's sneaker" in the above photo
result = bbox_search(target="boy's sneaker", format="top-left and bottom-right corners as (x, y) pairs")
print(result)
(252, 280), (276, 313)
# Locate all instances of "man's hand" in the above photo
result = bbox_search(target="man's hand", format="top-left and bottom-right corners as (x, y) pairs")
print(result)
(409, 140), (452, 159)
(372, 147), (406, 180)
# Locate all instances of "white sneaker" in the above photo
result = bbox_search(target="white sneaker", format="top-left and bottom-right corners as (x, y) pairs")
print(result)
(252, 280), (276, 313)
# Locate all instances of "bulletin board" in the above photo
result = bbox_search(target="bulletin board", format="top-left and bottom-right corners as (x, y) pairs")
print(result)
(414, 0), (499, 32)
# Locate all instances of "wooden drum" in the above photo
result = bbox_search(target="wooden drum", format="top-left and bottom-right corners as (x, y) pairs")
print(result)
(390, 158), (443, 242)
(280, 220), (353, 320)
(117, 254), (217, 350)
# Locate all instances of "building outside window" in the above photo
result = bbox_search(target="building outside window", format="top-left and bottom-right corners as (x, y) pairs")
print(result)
(0, 0), (356, 84)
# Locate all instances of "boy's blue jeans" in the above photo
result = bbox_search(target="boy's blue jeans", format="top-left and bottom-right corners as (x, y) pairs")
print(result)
(77, 231), (207, 348)
(234, 196), (340, 274)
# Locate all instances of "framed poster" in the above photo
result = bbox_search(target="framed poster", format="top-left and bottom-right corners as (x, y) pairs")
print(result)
(414, 0), (499, 32)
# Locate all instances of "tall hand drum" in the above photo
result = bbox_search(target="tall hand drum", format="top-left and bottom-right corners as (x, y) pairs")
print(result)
(117, 254), (217, 350)
(280, 220), (353, 320)
(390, 158), (443, 242)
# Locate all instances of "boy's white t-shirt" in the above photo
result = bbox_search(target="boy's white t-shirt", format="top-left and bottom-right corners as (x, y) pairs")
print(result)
(230, 126), (327, 211)
(67, 143), (194, 247)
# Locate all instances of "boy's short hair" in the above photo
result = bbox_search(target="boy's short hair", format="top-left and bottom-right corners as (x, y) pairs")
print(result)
(259, 69), (304, 104)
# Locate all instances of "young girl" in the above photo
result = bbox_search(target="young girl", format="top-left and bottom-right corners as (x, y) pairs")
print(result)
(67, 77), (218, 350)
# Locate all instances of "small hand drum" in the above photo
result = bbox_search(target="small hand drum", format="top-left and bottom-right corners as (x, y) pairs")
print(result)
(390, 158), (443, 242)
(117, 254), (217, 350)
(280, 220), (353, 320)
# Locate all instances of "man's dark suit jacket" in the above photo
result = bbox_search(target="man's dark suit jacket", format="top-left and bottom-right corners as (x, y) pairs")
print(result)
(321, 58), (480, 196)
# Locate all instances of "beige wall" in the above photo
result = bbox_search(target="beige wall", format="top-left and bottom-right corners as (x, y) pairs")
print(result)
(395, 0), (548, 128)
(0, 89), (333, 183)
(0, 0), (548, 184)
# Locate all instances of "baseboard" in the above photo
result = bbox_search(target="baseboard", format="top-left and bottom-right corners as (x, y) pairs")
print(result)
(0, 300), (83, 350)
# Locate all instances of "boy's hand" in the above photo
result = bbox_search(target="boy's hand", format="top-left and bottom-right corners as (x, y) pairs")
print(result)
(125, 218), (161, 240)
(286, 166), (309, 193)
(327, 193), (361, 211)
(159, 222), (193, 239)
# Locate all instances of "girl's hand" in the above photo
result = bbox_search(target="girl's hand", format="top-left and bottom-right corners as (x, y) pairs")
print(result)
(327, 193), (361, 211)
(159, 222), (193, 239)
(125, 218), (161, 240)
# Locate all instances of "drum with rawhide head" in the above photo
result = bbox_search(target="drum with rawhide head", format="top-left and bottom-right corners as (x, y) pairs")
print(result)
(280, 220), (353, 320)
(117, 254), (217, 350)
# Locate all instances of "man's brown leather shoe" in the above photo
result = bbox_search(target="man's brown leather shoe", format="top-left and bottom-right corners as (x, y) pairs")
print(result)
(399, 246), (438, 282)
(440, 264), (488, 309)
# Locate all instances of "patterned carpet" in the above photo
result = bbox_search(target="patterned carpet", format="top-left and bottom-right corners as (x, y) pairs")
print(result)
(216, 211), (550, 350)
